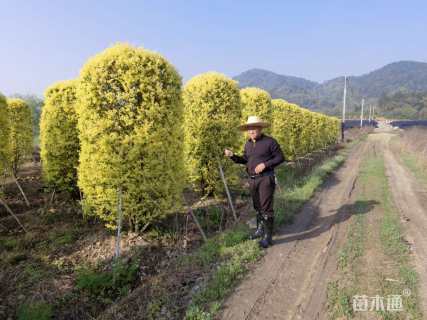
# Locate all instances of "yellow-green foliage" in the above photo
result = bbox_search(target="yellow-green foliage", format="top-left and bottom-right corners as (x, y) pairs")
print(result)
(0, 93), (10, 174)
(240, 87), (272, 123)
(40, 80), (79, 192)
(240, 87), (272, 137)
(183, 72), (241, 196)
(272, 99), (339, 160)
(271, 99), (304, 160)
(329, 117), (341, 144)
(76, 43), (184, 229)
(7, 98), (33, 174)
(239, 87), (273, 150)
(299, 108), (317, 154)
(310, 112), (339, 150)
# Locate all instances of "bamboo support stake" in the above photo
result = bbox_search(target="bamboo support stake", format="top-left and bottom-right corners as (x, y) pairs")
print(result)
(49, 189), (56, 206)
(13, 175), (30, 207)
(0, 198), (27, 233)
(183, 213), (190, 248)
(218, 162), (238, 222)
(274, 176), (282, 193)
(189, 206), (207, 242)
(140, 222), (150, 233)
(115, 186), (123, 259)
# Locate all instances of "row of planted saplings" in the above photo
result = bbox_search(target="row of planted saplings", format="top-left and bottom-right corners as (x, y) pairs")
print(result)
(0, 94), (34, 232)
(39, 43), (340, 238)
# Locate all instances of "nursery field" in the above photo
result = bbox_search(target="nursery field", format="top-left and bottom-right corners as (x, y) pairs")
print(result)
(2, 42), (426, 320)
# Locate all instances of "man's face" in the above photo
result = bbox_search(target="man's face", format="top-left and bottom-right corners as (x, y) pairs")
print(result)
(247, 127), (262, 141)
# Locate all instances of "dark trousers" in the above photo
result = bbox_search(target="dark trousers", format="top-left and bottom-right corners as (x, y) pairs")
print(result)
(249, 175), (276, 218)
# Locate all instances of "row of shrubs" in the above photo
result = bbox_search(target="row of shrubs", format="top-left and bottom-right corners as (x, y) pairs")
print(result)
(0, 95), (33, 180)
(37, 43), (339, 230)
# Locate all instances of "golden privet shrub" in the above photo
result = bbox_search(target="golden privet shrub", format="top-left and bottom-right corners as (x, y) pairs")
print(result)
(316, 114), (330, 149)
(328, 118), (341, 144)
(272, 99), (340, 159)
(40, 80), (79, 192)
(299, 108), (316, 155)
(272, 99), (304, 160)
(310, 112), (322, 150)
(76, 43), (184, 229)
(7, 98), (33, 174)
(240, 87), (272, 123)
(0, 94), (10, 174)
(183, 72), (241, 196)
(240, 87), (272, 140)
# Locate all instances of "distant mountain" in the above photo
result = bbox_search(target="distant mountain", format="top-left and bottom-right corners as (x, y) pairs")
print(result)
(233, 61), (427, 118)
(234, 69), (319, 108)
(234, 68), (317, 96)
(351, 61), (427, 96)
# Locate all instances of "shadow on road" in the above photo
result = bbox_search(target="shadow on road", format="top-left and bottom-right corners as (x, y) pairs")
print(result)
(274, 173), (346, 225)
(273, 199), (379, 245)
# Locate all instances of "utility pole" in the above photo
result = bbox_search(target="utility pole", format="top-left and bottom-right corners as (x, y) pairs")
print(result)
(342, 76), (347, 123)
(368, 105), (372, 123)
(372, 105), (375, 121)
(341, 76), (347, 142)
(360, 98), (365, 128)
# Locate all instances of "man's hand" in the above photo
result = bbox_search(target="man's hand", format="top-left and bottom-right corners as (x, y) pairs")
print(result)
(255, 162), (266, 174)
(224, 149), (234, 157)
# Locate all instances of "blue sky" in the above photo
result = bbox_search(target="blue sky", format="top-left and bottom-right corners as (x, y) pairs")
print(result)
(1, 0), (426, 96)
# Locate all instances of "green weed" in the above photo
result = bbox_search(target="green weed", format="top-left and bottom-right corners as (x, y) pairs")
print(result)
(327, 281), (354, 319)
(23, 264), (45, 282)
(275, 154), (345, 226)
(186, 240), (261, 319)
(17, 302), (52, 320)
(0, 237), (19, 251)
(338, 201), (367, 270)
(49, 230), (77, 246)
(76, 260), (139, 299)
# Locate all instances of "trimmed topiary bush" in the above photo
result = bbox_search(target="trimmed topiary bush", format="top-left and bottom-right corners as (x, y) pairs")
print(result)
(271, 99), (305, 160)
(272, 98), (340, 160)
(0, 93), (10, 175)
(183, 72), (241, 196)
(40, 80), (79, 192)
(6, 98), (33, 175)
(240, 87), (272, 124)
(299, 108), (316, 155)
(239, 87), (273, 149)
(76, 43), (184, 230)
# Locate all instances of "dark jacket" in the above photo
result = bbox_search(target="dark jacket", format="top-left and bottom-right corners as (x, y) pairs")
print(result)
(230, 134), (285, 176)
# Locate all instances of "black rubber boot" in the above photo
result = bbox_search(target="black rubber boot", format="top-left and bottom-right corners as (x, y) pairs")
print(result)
(259, 216), (274, 248)
(250, 213), (264, 240)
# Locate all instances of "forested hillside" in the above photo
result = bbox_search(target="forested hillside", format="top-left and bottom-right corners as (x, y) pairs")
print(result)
(378, 90), (427, 119)
(234, 61), (427, 119)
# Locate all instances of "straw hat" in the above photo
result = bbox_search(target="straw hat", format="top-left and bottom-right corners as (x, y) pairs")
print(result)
(239, 116), (270, 130)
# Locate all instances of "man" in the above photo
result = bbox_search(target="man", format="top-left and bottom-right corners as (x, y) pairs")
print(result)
(224, 116), (285, 248)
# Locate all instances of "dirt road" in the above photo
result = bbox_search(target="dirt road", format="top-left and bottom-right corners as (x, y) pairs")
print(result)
(383, 134), (427, 313)
(220, 127), (426, 319)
